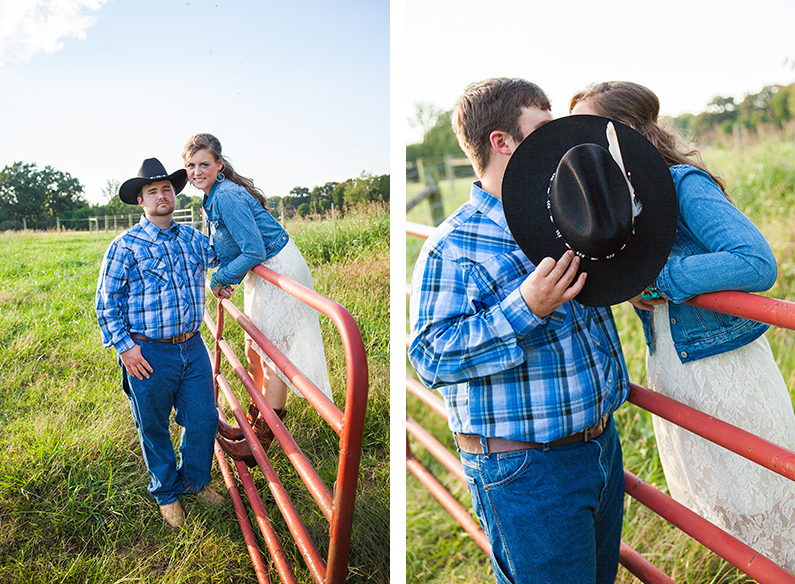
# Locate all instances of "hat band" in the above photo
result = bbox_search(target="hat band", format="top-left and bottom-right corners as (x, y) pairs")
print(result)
(546, 172), (636, 261)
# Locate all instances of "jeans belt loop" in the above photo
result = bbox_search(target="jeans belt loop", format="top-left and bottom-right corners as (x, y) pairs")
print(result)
(479, 435), (490, 456)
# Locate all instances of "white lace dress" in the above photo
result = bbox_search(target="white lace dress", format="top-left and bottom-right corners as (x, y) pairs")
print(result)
(243, 239), (334, 403)
(647, 301), (795, 570)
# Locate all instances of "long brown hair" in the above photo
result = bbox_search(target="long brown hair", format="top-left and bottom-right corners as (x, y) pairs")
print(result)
(569, 81), (728, 197)
(182, 133), (269, 209)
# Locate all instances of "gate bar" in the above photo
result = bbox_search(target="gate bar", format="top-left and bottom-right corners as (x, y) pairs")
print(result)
(625, 469), (795, 583)
(618, 542), (676, 584)
(249, 264), (371, 584)
(233, 459), (299, 584)
(629, 382), (795, 481)
(206, 328), (330, 583)
(205, 315), (334, 519)
(213, 439), (271, 584)
(687, 291), (795, 330)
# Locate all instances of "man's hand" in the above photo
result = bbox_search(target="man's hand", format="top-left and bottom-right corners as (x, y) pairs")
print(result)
(519, 250), (587, 318)
(628, 294), (665, 311)
(120, 344), (153, 380)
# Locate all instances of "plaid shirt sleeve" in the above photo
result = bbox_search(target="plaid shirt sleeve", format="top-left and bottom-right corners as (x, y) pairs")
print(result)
(408, 184), (630, 442)
(408, 230), (547, 389)
(95, 237), (136, 355)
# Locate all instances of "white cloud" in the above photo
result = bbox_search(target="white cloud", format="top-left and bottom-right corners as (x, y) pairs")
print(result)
(0, 0), (109, 65)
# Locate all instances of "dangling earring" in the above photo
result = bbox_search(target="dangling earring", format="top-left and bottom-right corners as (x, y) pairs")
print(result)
(216, 172), (225, 183)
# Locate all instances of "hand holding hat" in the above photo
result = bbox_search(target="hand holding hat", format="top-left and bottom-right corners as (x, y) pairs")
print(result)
(502, 115), (678, 307)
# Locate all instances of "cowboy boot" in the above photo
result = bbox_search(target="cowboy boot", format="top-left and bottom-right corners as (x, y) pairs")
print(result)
(215, 434), (257, 467)
(216, 406), (245, 441)
(252, 408), (288, 452)
(247, 402), (260, 424)
(159, 500), (185, 529)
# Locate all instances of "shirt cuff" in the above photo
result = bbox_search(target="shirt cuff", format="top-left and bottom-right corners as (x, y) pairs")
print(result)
(114, 336), (136, 355)
(500, 287), (546, 337)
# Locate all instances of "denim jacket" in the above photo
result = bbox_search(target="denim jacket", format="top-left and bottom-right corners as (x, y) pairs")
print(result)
(203, 179), (289, 285)
(636, 164), (777, 363)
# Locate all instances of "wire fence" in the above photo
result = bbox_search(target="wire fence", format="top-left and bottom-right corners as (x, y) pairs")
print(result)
(2, 209), (201, 233)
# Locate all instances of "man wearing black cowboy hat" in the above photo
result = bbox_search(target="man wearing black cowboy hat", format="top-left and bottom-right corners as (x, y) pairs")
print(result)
(409, 78), (677, 583)
(96, 158), (231, 529)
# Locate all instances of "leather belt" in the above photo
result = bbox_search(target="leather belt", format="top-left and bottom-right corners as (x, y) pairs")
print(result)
(130, 331), (198, 344)
(455, 414), (611, 455)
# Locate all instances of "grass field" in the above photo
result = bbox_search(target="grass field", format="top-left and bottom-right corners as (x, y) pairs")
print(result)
(0, 204), (389, 583)
(406, 137), (795, 583)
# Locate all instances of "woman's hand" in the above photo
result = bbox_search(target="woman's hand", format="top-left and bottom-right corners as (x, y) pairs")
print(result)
(628, 294), (664, 311)
(211, 283), (234, 299)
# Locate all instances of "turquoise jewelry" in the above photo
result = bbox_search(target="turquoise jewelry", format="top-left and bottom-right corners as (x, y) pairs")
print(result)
(210, 271), (228, 290)
(640, 285), (661, 301)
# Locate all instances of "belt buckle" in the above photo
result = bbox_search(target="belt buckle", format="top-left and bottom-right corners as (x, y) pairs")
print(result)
(172, 332), (188, 344)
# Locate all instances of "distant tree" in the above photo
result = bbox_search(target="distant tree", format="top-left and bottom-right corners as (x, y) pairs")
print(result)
(0, 162), (86, 225)
(409, 101), (446, 137)
(289, 186), (311, 209)
(343, 172), (389, 206)
(101, 178), (130, 215)
(311, 181), (338, 213)
(406, 107), (464, 166)
(332, 180), (352, 214)
(674, 82), (795, 139)
(176, 192), (192, 209)
(297, 202), (311, 217)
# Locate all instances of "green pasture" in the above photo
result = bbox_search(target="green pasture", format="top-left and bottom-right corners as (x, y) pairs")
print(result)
(0, 205), (389, 583)
(406, 137), (795, 583)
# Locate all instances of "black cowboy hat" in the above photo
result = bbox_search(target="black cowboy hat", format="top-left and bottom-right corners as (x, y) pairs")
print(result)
(502, 114), (678, 307)
(119, 158), (188, 204)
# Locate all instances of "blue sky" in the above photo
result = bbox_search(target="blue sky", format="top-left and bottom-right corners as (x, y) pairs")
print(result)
(0, 0), (389, 204)
(404, 0), (795, 143)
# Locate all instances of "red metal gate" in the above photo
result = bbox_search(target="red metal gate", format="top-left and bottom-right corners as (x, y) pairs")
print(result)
(205, 263), (369, 584)
(406, 220), (795, 583)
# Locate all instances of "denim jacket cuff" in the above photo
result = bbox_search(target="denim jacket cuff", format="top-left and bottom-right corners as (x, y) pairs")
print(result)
(655, 265), (692, 304)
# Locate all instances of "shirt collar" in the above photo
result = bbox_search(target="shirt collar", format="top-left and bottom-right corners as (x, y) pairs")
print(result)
(470, 181), (511, 234)
(138, 214), (178, 241)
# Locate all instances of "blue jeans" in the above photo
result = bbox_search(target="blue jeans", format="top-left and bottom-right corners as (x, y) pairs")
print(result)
(459, 416), (624, 584)
(120, 334), (218, 505)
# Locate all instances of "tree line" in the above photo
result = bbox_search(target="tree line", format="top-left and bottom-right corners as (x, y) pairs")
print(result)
(407, 81), (795, 182)
(674, 82), (795, 138)
(0, 164), (389, 231)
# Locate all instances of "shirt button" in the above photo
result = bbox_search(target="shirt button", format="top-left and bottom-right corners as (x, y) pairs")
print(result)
(670, 318), (677, 325)
(680, 351), (688, 359)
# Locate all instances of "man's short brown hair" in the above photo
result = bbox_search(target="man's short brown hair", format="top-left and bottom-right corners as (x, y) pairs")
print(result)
(452, 78), (551, 176)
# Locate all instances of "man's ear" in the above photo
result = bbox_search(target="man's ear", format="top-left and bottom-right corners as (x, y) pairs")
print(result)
(489, 130), (516, 157)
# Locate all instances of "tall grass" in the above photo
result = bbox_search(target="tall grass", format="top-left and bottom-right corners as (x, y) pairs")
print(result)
(0, 204), (389, 583)
(406, 137), (795, 582)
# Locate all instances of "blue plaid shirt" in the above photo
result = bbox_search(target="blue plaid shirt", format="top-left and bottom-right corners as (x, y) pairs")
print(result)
(96, 215), (219, 355)
(408, 182), (630, 443)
